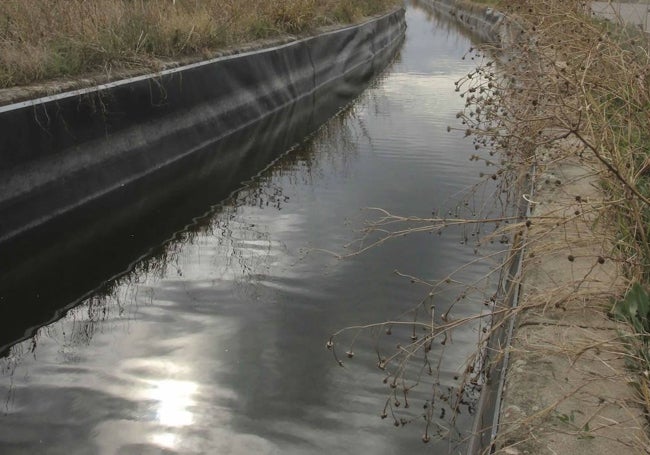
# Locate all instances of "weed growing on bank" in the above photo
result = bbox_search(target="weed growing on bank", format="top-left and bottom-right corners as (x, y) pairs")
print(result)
(0, 0), (400, 88)
(460, 0), (650, 419)
(468, 0), (650, 281)
(328, 0), (650, 450)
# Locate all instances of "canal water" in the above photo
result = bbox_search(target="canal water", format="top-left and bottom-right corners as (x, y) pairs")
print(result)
(0, 4), (501, 454)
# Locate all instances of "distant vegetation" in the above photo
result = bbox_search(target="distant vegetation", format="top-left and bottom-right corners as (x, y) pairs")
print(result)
(0, 0), (400, 88)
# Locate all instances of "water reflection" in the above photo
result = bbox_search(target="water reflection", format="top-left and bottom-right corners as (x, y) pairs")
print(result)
(150, 379), (197, 427)
(1, 6), (499, 454)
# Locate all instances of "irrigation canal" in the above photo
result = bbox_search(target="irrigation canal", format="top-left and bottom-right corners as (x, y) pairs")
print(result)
(1, 4), (502, 454)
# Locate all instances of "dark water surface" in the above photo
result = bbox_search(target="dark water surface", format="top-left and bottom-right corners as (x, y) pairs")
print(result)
(1, 5), (500, 454)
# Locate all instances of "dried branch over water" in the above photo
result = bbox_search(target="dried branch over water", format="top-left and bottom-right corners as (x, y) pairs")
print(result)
(328, 0), (650, 449)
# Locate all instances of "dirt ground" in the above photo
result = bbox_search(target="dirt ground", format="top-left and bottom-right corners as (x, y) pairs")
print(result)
(494, 136), (648, 454)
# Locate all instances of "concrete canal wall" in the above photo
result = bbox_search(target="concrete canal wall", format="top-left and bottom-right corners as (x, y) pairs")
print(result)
(0, 9), (406, 250)
(592, 1), (650, 33)
(417, 0), (505, 42)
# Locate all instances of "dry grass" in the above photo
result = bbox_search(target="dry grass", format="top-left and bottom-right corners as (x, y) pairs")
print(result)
(0, 0), (400, 88)
(477, 0), (650, 279)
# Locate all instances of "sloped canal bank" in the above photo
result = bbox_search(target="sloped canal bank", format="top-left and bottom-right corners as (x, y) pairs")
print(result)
(0, 4), (502, 454)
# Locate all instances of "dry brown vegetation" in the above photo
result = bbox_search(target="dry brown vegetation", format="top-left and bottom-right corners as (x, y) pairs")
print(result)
(443, 0), (650, 422)
(0, 0), (400, 88)
(329, 0), (650, 450)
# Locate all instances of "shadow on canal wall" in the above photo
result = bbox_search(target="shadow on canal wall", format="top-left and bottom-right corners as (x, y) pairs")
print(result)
(0, 10), (406, 354)
(416, 0), (504, 43)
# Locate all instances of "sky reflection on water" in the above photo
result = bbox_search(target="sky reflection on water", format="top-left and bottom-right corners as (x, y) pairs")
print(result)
(0, 4), (503, 454)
